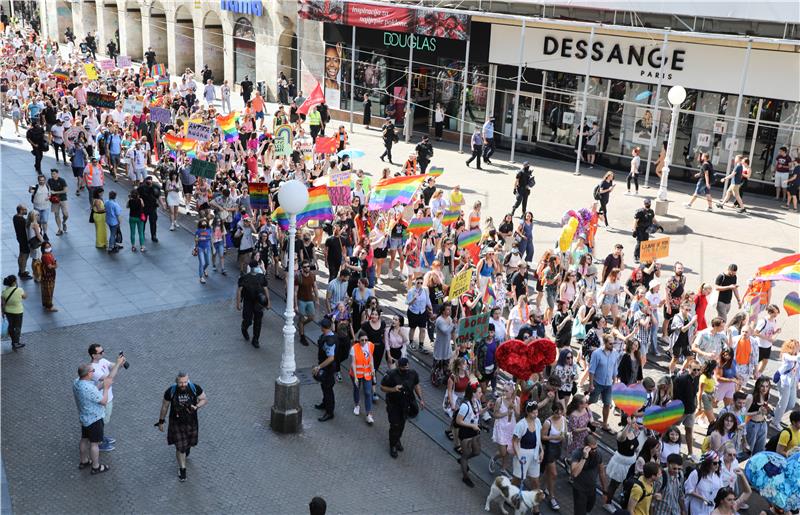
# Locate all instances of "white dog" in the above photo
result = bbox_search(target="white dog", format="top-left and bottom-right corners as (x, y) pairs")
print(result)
(484, 476), (545, 515)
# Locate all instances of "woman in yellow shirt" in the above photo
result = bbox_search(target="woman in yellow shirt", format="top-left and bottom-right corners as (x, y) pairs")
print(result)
(449, 185), (465, 211)
(2, 275), (27, 350)
(697, 359), (718, 427)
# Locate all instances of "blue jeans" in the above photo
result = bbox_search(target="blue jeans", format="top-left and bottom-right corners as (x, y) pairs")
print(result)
(212, 241), (225, 269)
(197, 245), (211, 277)
(352, 377), (373, 413)
(107, 224), (119, 250)
(745, 419), (767, 455)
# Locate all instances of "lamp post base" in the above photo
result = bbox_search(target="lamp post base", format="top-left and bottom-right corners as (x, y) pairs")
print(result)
(270, 379), (302, 434)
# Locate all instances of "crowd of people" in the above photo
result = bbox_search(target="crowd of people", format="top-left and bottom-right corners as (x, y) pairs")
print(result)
(2, 19), (799, 515)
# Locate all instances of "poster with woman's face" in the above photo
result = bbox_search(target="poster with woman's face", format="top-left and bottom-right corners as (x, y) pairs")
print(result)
(632, 107), (654, 145)
(324, 43), (346, 110)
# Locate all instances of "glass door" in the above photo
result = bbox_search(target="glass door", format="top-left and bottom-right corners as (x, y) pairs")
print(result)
(503, 92), (537, 143)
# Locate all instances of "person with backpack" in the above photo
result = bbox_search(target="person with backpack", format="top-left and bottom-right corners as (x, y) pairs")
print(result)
(625, 461), (660, 515)
(156, 372), (208, 482)
(236, 260), (270, 348)
(767, 409), (800, 457)
(651, 453), (686, 515)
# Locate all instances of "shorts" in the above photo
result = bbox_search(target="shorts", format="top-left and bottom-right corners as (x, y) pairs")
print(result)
(727, 183), (742, 197)
(557, 389), (572, 400)
(373, 247), (388, 259)
(132, 167), (147, 182)
(298, 300), (315, 317)
(182, 184), (194, 195)
(601, 294), (619, 306)
(775, 171), (789, 189)
(35, 207), (50, 224)
(695, 181), (710, 195)
(80, 418), (104, 443)
(701, 392), (715, 411)
(255, 111), (264, 120)
(543, 441), (563, 465)
(513, 447), (541, 479)
(407, 309), (427, 329)
(72, 166), (83, 178)
(672, 339), (692, 358)
(585, 145), (596, 154)
(758, 346), (771, 362)
(589, 382), (612, 406)
(680, 413), (695, 428)
(389, 237), (403, 250)
(51, 201), (67, 217)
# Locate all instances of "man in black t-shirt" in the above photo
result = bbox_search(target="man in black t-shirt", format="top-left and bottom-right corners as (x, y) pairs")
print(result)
(157, 372), (208, 482)
(421, 178), (436, 205)
(240, 76), (253, 104)
(552, 300), (574, 348)
(313, 319), (337, 422)
(415, 136), (433, 174)
(48, 169), (69, 235)
(137, 176), (164, 242)
(510, 262), (529, 304)
(672, 362), (701, 457)
(632, 198), (655, 263)
(570, 434), (604, 515)
(686, 152), (714, 210)
(380, 358), (424, 458)
(12, 205), (31, 279)
(601, 244), (624, 283)
(714, 263), (740, 320)
(144, 47), (156, 69)
(26, 120), (46, 174)
(511, 162), (533, 217)
(379, 118), (395, 164)
(323, 224), (345, 282)
(236, 261), (270, 348)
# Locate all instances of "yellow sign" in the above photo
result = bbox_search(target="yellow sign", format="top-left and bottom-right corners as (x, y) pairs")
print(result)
(449, 268), (474, 299)
(639, 236), (670, 262)
(83, 63), (98, 80)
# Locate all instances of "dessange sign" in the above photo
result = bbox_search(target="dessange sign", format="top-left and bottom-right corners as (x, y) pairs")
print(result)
(489, 25), (800, 102)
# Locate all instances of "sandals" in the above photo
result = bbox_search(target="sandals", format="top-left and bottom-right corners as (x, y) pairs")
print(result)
(78, 460), (92, 470)
(90, 464), (110, 475)
(454, 445), (462, 454)
(444, 430), (454, 441)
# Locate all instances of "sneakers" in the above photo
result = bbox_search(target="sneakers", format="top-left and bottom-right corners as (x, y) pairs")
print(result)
(98, 442), (115, 452)
(462, 476), (475, 488)
(372, 393), (379, 402)
(179, 468), (187, 482)
(366, 414), (374, 425)
(102, 436), (116, 445)
(353, 405), (360, 416)
(550, 498), (560, 511)
(603, 503), (616, 513)
(488, 455), (500, 473)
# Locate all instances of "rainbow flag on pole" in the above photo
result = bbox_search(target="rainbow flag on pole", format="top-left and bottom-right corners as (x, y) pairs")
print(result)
(457, 228), (481, 249)
(367, 174), (426, 211)
(427, 166), (444, 178)
(216, 112), (239, 142)
(150, 64), (166, 76)
(442, 210), (460, 226)
(163, 133), (197, 157)
(406, 217), (433, 236)
(753, 253), (800, 283)
(271, 185), (333, 230)
(143, 77), (156, 89)
(157, 77), (170, 87)
(53, 69), (69, 82)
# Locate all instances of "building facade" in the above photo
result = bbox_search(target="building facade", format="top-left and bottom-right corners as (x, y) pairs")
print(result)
(33, 0), (800, 187)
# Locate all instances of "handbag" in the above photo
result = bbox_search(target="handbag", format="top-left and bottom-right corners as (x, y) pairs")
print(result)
(192, 247), (198, 257)
(140, 212), (147, 222)
(28, 235), (42, 249)
(115, 227), (123, 244)
(89, 208), (95, 223)
(572, 318), (586, 340)
(49, 194), (60, 204)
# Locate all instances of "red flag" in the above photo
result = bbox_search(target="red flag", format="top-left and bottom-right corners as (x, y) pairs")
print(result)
(298, 82), (324, 116)
(314, 136), (338, 154)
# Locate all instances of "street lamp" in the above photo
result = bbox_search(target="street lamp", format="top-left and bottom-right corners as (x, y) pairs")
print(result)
(657, 85), (686, 201)
(270, 180), (309, 434)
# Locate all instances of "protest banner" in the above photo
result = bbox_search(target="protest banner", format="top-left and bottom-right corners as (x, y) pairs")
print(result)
(122, 98), (143, 116)
(83, 63), (98, 80)
(329, 170), (351, 187)
(98, 59), (115, 71)
(116, 55), (132, 67)
(149, 107), (172, 125)
(86, 91), (116, 109)
(455, 313), (490, 345)
(449, 268), (474, 299)
(274, 124), (293, 157)
(248, 182), (270, 210)
(186, 122), (212, 142)
(639, 236), (670, 262)
(190, 158), (217, 179)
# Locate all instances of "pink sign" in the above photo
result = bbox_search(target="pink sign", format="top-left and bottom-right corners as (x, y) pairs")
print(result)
(98, 59), (116, 71)
(328, 185), (351, 206)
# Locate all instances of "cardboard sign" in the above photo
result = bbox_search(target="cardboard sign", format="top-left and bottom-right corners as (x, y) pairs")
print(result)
(83, 63), (98, 80)
(186, 122), (212, 142)
(116, 55), (132, 68)
(639, 237), (670, 262)
(274, 124), (293, 157)
(329, 170), (351, 187)
(455, 312), (490, 345)
(86, 91), (116, 109)
(122, 98), (143, 116)
(328, 186), (351, 206)
(248, 182), (270, 210)
(190, 159), (217, 179)
(98, 59), (116, 71)
(149, 107), (172, 125)
(449, 268), (474, 299)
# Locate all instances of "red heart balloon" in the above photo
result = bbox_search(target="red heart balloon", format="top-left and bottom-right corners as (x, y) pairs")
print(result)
(495, 339), (533, 379)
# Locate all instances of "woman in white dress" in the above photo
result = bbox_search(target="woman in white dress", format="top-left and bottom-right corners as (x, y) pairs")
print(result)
(164, 171), (183, 230)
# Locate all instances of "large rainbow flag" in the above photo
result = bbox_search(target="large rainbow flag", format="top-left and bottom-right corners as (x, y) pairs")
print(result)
(367, 174), (426, 211)
(754, 253), (800, 283)
(53, 69), (69, 82)
(163, 133), (197, 157)
(442, 210), (460, 226)
(150, 64), (166, 76)
(457, 228), (481, 249)
(216, 112), (239, 142)
(271, 185), (333, 230)
(406, 217), (433, 236)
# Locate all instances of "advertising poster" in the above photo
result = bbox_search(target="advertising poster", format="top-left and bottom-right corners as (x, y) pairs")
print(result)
(632, 107), (655, 145)
(324, 43), (350, 110)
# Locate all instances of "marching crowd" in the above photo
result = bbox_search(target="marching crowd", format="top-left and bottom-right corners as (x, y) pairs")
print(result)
(2, 19), (799, 515)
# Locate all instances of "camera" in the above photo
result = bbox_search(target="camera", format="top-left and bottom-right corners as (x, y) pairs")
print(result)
(119, 351), (130, 369)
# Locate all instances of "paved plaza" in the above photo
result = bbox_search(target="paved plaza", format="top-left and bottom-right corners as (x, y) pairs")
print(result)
(1, 92), (798, 514)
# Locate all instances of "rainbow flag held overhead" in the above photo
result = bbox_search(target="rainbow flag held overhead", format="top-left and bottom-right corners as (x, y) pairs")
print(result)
(150, 64), (166, 76)
(163, 133), (197, 157)
(367, 174), (426, 211)
(457, 228), (481, 249)
(143, 77), (156, 89)
(53, 69), (69, 82)
(157, 77), (170, 87)
(248, 182), (270, 211)
(406, 217), (433, 236)
(442, 210), (460, 226)
(271, 185), (333, 230)
(427, 166), (444, 178)
(216, 112), (239, 142)
(754, 253), (800, 283)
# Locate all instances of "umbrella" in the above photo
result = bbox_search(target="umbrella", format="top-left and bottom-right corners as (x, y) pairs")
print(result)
(634, 91), (652, 102)
(337, 149), (365, 159)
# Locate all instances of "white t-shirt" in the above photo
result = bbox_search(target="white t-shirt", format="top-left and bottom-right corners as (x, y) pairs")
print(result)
(90, 358), (114, 402)
(51, 125), (64, 144)
(631, 155), (641, 174)
(458, 399), (481, 426)
(755, 317), (776, 349)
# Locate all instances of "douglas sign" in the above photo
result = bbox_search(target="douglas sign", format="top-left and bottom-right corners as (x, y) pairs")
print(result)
(543, 35), (686, 80)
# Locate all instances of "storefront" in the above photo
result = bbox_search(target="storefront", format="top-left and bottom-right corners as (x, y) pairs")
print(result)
(233, 17), (256, 86)
(487, 22), (800, 184)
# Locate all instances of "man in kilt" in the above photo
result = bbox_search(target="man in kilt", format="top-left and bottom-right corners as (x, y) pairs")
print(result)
(157, 372), (208, 482)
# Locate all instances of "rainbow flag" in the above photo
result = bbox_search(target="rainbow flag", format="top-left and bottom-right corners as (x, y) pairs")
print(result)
(157, 77), (170, 87)
(367, 174), (426, 211)
(216, 112), (239, 142)
(143, 77), (156, 89)
(248, 182), (270, 210)
(406, 217), (432, 236)
(428, 166), (444, 178)
(442, 210), (460, 226)
(163, 133), (197, 157)
(482, 284), (496, 308)
(457, 228), (481, 249)
(754, 253), (800, 283)
(150, 64), (166, 76)
(271, 185), (333, 230)
(53, 69), (69, 82)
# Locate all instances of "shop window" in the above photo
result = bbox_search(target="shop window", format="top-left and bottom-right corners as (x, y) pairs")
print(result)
(540, 91), (577, 146)
(432, 61), (490, 132)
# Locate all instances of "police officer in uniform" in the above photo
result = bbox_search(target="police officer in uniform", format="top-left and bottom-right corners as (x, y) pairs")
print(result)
(633, 198), (656, 263)
(380, 357), (424, 458)
(313, 318), (337, 422)
(415, 135), (434, 174)
(379, 117), (396, 164)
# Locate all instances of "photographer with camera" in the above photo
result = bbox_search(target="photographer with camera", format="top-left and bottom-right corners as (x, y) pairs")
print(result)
(236, 259), (270, 348)
(632, 198), (656, 263)
(156, 372), (207, 482)
(88, 343), (127, 451)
